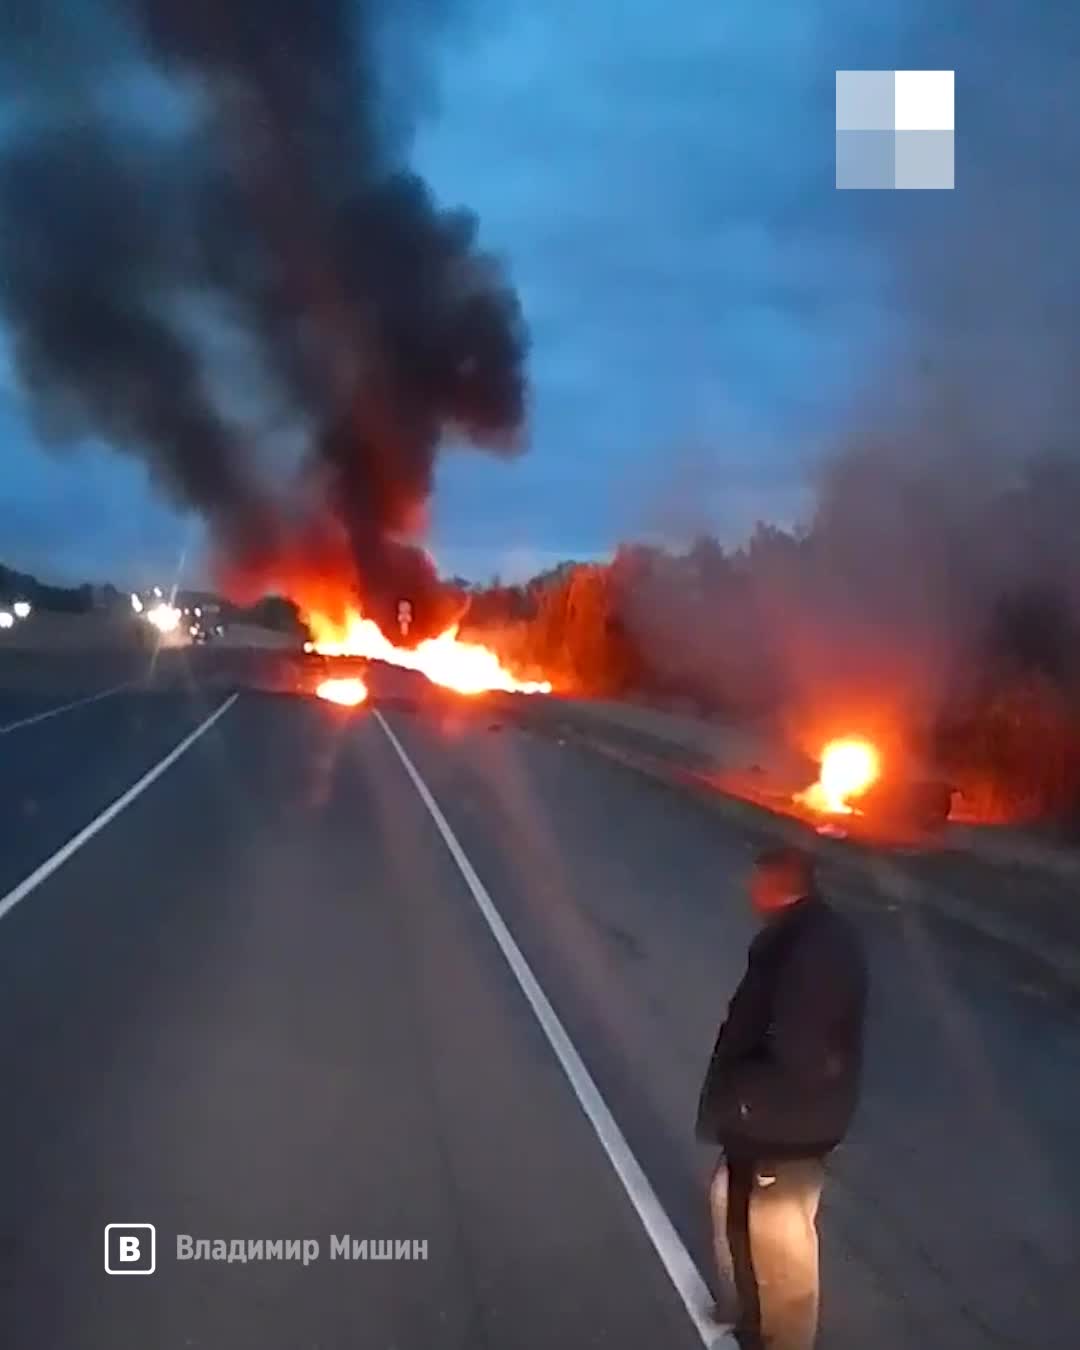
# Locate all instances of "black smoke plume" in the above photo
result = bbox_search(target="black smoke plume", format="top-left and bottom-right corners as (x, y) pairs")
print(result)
(0, 0), (527, 639)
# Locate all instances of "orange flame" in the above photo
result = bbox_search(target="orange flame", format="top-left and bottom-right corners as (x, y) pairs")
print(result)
(795, 737), (881, 815)
(316, 676), (369, 707)
(307, 607), (552, 697)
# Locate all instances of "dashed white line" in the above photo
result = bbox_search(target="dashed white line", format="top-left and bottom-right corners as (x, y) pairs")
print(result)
(0, 693), (238, 925)
(0, 681), (133, 736)
(374, 708), (736, 1350)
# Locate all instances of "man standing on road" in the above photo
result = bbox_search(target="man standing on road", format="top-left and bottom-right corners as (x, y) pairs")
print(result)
(696, 846), (868, 1350)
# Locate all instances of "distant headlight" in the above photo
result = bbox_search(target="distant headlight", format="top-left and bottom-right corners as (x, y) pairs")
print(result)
(146, 602), (181, 633)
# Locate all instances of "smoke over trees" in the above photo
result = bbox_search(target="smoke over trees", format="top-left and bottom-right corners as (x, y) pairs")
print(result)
(464, 2), (1080, 825)
(0, 0), (528, 640)
(468, 451), (1080, 827)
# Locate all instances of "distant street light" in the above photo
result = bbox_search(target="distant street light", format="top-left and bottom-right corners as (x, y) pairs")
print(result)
(13, 601), (31, 619)
(131, 593), (144, 613)
(0, 611), (14, 630)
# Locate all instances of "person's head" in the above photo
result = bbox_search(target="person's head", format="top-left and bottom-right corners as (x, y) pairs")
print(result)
(749, 846), (816, 920)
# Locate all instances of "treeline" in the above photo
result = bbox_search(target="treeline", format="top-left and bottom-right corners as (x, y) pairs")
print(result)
(463, 449), (1080, 828)
(0, 563), (110, 613)
(0, 562), (302, 634)
(461, 531), (835, 711)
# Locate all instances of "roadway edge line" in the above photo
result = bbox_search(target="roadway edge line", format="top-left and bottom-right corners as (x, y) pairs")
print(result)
(0, 680), (134, 736)
(373, 708), (736, 1350)
(0, 692), (239, 925)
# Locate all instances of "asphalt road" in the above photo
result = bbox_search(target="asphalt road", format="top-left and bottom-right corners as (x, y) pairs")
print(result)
(1, 665), (1078, 1349)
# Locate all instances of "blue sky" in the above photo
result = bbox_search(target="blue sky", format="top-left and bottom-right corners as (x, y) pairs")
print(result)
(416, 0), (900, 580)
(1, 1), (1075, 588)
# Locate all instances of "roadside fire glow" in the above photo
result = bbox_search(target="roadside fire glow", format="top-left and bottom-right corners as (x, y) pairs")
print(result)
(795, 737), (881, 815)
(316, 677), (369, 707)
(307, 608), (552, 697)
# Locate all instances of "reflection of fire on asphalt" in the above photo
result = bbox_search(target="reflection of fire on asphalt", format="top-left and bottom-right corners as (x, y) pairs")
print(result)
(315, 677), (369, 708)
(795, 737), (881, 816)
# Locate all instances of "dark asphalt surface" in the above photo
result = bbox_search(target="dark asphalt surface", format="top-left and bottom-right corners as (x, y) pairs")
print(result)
(1, 662), (1078, 1349)
(0, 689), (221, 901)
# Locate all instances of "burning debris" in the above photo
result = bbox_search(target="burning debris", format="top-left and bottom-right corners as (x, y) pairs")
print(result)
(795, 738), (882, 817)
(0, 1), (529, 651)
(790, 733), (956, 840)
(308, 606), (551, 696)
(316, 677), (369, 708)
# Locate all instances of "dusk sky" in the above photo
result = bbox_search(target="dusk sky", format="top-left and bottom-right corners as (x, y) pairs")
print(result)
(0, 2), (1075, 589)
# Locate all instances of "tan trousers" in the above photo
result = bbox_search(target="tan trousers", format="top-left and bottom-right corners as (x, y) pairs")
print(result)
(709, 1156), (824, 1350)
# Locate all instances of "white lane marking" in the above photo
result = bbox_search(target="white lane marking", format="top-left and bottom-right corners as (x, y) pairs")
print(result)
(0, 681), (133, 736)
(0, 693), (238, 925)
(375, 710), (736, 1349)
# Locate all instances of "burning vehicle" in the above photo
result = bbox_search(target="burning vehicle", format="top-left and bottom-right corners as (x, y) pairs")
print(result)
(794, 737), (955, 839)
(795, 738), (882, 817)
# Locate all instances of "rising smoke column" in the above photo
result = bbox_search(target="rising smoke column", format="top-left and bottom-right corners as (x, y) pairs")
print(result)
(0, 0), (528, 639)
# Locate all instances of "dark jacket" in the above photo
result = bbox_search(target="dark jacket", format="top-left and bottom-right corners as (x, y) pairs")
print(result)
(695, 894), (868, 1161)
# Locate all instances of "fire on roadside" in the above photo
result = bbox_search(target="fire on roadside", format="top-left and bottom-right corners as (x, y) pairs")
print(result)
(316, 676), (369, 707)
(794, 737), (881, 815)
(306, 606), (552, 697)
